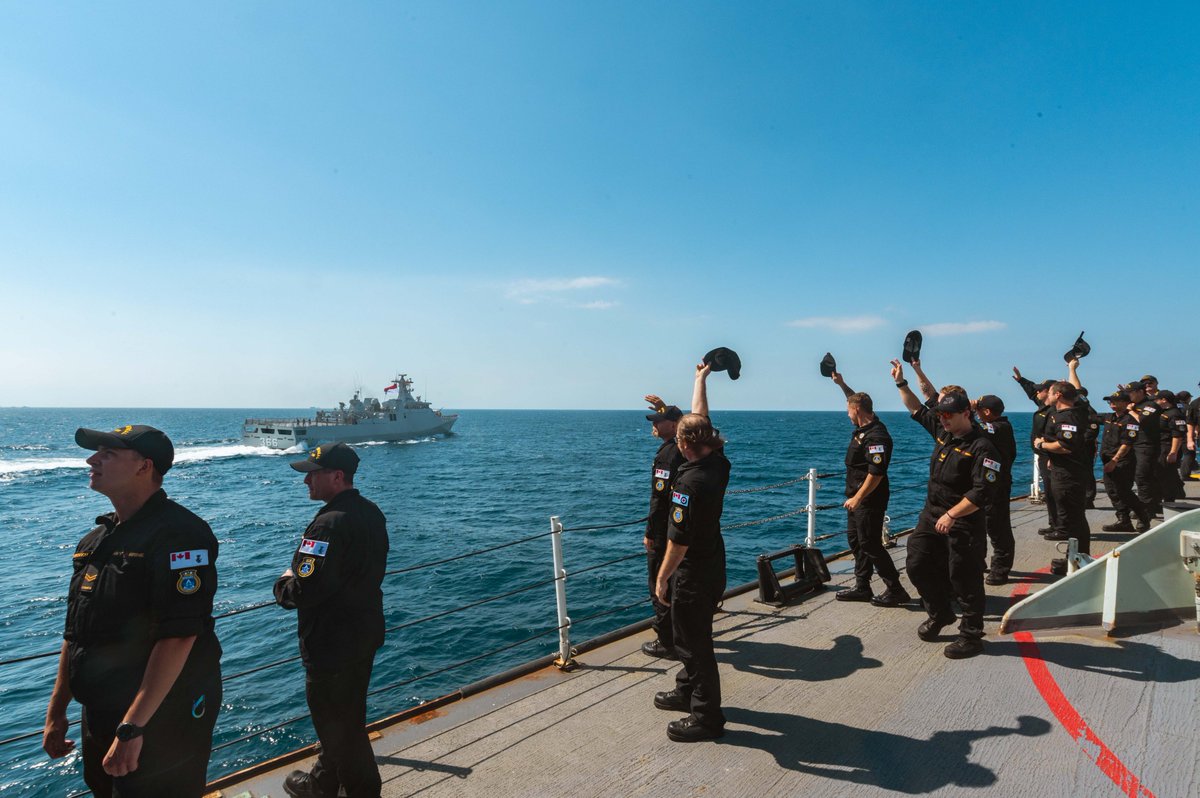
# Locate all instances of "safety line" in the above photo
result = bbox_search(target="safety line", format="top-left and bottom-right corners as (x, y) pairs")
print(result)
(1009, 572), (1156, 798)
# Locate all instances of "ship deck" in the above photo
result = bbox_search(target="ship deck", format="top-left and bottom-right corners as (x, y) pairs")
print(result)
(215, 481), (1200, 798)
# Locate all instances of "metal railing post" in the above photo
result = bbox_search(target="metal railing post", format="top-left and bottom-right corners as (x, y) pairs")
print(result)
(882, 513), (894, 548)
(549, 516), (576, 670)
(806, 468), (818, 548)
(1030, 453), (1044, 504)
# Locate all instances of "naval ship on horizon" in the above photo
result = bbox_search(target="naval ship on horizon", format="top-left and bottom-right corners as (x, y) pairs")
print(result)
(241, 374), (458, 449)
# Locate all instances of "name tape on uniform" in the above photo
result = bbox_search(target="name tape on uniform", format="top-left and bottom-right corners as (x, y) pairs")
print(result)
(671, 491), (690, 506)
(299, 538), (330, 557)
(169, 550), (209, 570)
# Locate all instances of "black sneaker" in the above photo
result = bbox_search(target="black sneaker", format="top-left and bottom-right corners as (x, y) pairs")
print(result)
(641, 640), (678, 660)
(1101, 519), (1134, 532)
(943, 637), (984, 659)
(835, 587), (874, 602)
(1043, 531), (1069, 541)
(870, 588), (912, 607)
(284, 771), (336, 798)
(654, 689), (690, 711)
(984, 571), (1008, 586)
(666, 715), (724, 742)
(917, 613), (958, 641)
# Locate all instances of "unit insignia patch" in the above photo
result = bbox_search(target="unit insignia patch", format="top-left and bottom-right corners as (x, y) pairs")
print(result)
(298, 557), (317, 578)
(655, 479), (665, 492)
(672, 507), (684, 524)
(176, 569), (200, 595)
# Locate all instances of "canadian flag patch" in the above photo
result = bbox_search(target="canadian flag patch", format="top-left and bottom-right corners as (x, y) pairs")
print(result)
(169, 550), (209, 570)
(299, 538), (329, 557)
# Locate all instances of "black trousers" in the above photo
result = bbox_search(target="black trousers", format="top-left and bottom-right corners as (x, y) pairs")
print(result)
(306, 655), (381, 798)
(647, 545), (673, 648)
(984, 478), (1014, 575)
(1181, 447), (1198, 483)
(1084, 442), (1098, 504)
(1040, 456), (1060, 529)
(1051, 466), (1091, 554)
(671, 563), (726, 729)
(81, 673), (221, 798)
(1132, 446), (1160, 509)
(1158, 449), (1186, 501)
(846, 505), (902, 591)
(1101, 459), (1145, 521)
(906, 511), (986, 639)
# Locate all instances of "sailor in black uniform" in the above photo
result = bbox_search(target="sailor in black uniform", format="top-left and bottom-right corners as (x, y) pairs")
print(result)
(1155, 390), (1187, 501)
(828, 370), (908, 606)
(973, 395), (1016, 585)
(45, 425), (221, 798)
(275, 443), (388, 798)
(1013, 368), (1059, 534)
(1037, 382), (1092, 554)
(1126, 380), (1163, 516)
(653, 363), (729, 742)
(1183, 389), (1199, 483)
(892, 362), (1000, 659)
(640, 396), (686, 659)
(1098, 391), (1150, 532)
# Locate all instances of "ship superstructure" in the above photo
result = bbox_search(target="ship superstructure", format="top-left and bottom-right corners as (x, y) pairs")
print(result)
(242, 374), (457, 449)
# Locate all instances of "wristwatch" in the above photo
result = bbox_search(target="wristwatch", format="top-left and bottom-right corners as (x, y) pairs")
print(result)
(115, 722), (144, 741)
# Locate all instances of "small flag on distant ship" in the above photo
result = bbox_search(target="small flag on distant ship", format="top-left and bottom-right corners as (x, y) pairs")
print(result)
(384, 383), (398, 393)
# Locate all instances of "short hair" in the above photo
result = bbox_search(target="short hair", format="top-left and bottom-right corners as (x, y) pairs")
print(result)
(1052, 381), (1078, 401)
(940, 385), (967, 399)
(676, 413), (725, 451)
(846, 392), (874, 413)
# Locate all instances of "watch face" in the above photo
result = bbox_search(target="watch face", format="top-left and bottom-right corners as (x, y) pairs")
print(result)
(116, 722), (141, 741)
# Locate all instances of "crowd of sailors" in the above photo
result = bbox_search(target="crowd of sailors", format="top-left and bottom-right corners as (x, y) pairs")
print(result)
(36, 344), (1200, 795)
(639, 344), (1198, 744)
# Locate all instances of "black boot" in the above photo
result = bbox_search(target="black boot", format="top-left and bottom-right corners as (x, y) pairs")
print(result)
(1101, 515), (1134, 532)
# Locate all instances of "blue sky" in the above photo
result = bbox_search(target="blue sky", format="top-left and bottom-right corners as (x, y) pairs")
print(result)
(2, 3), (1196, 410)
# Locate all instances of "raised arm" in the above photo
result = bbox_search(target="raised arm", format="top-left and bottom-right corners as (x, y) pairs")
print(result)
(691, 362), (711, 417)
(1066, 358), (1082, 390)
(891, 360), (924, 414)
(910, 358), (937, 403)
(831, 371), (854, 398)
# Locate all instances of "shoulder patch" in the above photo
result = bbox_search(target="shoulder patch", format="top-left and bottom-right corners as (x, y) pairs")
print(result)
(983, 422), (995, 433)
(176, 569), (200, 595)
(169, 550), (210, 570)
(298, 557), (317, 577)
(671, 491), (690, 506)
(1060, 424), (1078, 432)
(983, 458), (1001, 472)
(867, 444), (886, 454)
(654, 468), (671, 479)
(671, 506), (684, 524)
(299, 538), (329, 557)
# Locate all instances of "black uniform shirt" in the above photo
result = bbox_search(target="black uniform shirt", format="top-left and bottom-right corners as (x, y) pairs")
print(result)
(844, 418), (892, 508)
(978, 417), (1017, 480)
(666, 449), (731, 564)
(64, 490), (221, 711)
(1044, 405), (1092, 475)
(1131, 400), (1162, 449)
(1080, 398), (1101, 447)
(1188, 398), (1200, 430)
(912, 406), (1001, 523)
(274, 488), (389, 670)
(646, 438), (687, 545)
(1100, 411), (1140, 460)
(1159, 407), (1186, 447)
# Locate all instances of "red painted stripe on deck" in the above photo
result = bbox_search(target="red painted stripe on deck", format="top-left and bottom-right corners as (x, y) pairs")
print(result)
(1009, 573), (1155, 798)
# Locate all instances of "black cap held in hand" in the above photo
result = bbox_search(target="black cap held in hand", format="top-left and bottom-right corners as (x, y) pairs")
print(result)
(819, 352), (837, 378)
(291, 442), (360, 476)
(703, 347), (741, 380)
(902, 330), (922, 365)
(75, 425), (176, 475)
(1063, 330), (1091, 363)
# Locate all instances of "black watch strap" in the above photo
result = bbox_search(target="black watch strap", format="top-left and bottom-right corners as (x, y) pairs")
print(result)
(115, 722), (144, 741)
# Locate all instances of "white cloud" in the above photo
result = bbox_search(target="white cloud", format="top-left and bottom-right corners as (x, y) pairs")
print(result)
(507, 276), (619, 298)
(922, 320), (1006, 336)
(786, 315), (886, 333)
(579, 300), (618, 310)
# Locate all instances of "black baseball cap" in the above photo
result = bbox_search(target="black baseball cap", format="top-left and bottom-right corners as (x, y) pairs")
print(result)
(932, 393), (971, 414)
(1104, 391), (1131, 403)
(1125, 380), (1146, 391)
(976, 395), (1005, 414)
(75, 425), (175, 475)
(646, 405), (684, 423)
(291, 442), (359, 476)
(1035, 379), (1055, 392)
(1140, 374), (1158, 384)
(1155, 390), (1176, 403)
(703, 347), (742, 380)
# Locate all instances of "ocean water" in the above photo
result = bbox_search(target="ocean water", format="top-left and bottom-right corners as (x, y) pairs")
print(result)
(0, 407), (1035, 796)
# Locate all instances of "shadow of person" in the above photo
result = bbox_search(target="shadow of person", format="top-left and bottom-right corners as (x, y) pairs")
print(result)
(987, 637), (1200, 683)
(725, 709), (1051, 793)
(717, 634), (882, 682)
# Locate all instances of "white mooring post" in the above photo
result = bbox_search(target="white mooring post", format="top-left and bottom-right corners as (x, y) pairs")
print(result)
(806, 467), (818, 548)
(1030, 453), (1044, 503)
(549, 516), (576, 669)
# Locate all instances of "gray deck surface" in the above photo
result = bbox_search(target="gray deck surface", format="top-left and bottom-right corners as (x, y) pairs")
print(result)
(222, 481), (1200, 798)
